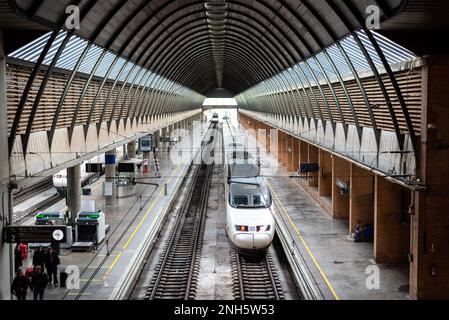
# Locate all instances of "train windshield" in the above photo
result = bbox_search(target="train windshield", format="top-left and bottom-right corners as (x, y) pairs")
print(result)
(229, 181), (271, 209)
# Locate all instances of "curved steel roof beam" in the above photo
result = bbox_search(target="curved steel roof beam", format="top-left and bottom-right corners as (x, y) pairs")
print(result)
(325, 0), (403, 154)
(297, 0), (380, 144)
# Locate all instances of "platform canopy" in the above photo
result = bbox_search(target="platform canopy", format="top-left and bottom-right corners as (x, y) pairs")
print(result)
(3, 0), (448, 95)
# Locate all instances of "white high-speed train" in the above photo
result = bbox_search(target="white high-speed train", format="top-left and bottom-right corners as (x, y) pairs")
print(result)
(223, 121), (275, 253)
(52, 154), (106, 192)
(211, 112), (219, 124)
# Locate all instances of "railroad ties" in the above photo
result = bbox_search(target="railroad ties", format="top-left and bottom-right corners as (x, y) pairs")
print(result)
(13, 177), (54, 205)
(231, 249), (285, 300)
(145, 163), (212, 300)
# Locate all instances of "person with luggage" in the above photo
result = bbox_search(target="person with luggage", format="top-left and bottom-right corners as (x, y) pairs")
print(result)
(45, 247), (60, 287)
(11, 268), (31, 300)
(32, 246), (45, 269)
(14, 244), (23, 272)
(31, 266), (48, 300)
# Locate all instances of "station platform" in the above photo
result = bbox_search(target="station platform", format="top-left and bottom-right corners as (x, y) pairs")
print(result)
(234, 122), (411, 300)
(266, 174), (410, 300)
(18, 133), (202, 300)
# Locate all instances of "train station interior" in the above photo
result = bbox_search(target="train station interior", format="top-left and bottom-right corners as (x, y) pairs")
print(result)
(1, 0), (449, 306)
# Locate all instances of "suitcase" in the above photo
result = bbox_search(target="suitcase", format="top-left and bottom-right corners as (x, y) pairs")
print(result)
(60, 271), (68, 288)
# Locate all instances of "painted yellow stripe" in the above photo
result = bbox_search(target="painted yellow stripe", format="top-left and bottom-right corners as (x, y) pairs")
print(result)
(266, 178), (341, 300)
(102, 160), (184, 280)
(122, 161), (182, 250)
(103, 251), (123, 279)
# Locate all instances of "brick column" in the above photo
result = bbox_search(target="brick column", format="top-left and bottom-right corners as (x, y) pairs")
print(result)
(286, 134), (294, 171)
(266, 124), (271, 154)
(298, 140), (309, 188)
(349, 164), (374, 235)
(411, 55), (449, 299)
(308, 144), (318, 189)
(332, 156), (350, 219)
(292, 137), (300, 172)
(318, 150), (332, 198)
(278, 130), (284, 166)
(374, 176), (409, 264)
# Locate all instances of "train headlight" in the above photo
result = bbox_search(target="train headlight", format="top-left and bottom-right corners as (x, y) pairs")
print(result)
(235, 225), (248, 232)
(257, 225), (271, 232)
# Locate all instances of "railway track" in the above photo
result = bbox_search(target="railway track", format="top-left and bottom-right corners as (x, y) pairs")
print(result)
(145, 162), (212, 300)
(231, 249), (285, 300)
(13, 193), (64, 224)
(12, 177), (54, 205)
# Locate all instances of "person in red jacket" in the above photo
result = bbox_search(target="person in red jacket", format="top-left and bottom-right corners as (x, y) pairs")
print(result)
(19, 243), (28, 260)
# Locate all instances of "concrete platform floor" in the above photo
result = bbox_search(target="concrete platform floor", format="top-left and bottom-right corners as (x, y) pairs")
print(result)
(266, 175), (410, 300)
(233, 121), (410, 300)
(16, 137), (198, 300)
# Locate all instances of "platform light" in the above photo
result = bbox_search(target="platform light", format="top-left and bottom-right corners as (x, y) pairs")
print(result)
(336, 179), (349, 195)
(235, 225), (248, 232)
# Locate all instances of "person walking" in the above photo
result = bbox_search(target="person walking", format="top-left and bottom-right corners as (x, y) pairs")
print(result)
(11, 268), (31, 300)
(45, 247), (60, 287)
(14, 244), (23, 273)
(31, 266), (48, 300)
(32, 246), (45, 269)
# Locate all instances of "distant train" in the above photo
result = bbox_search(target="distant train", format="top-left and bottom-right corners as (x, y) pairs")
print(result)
(223, 122), (275, 254)
(52, 154), (106, 193)
(211, 112), (219, 124)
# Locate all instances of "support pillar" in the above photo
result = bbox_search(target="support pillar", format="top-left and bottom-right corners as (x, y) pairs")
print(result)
(292, 137), (299, 172)
(298, 140), (308, 188)
(319, 150), (332, 198)
(286, 134), (293, 172)
(66, 164), (81, 225)
(278, 131), (284, 166)
(154, 130), (161, 149)
(374, 176), (409, 264)
(308, 144), (318, 189)
(411, 55), (449, 299)
(332, 156), (350, 219)
(318, 149), (333, 214)
(266, 124), (271, 153)
(105, 149), (117, 205)
(349, 164), (374, 235)
(0, 29), (12, 300)
(127, 140), (136, 159)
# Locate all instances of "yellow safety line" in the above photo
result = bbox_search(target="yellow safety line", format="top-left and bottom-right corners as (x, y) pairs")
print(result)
(101, 161), (183, 280)
(122, 161), (182, 250)
(266, 179), (341, 300)
(103, 252), (123, 278)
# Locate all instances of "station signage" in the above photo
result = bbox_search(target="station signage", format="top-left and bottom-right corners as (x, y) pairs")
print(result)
(4, 225), (67, 243)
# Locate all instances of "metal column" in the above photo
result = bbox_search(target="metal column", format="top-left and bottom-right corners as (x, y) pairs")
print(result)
(0, 29), (12, 300)
(127, 140), (137, 159)
(105, 149), (117, 206)
(154, 130), (161, 150)
(66, 164), (81, 226)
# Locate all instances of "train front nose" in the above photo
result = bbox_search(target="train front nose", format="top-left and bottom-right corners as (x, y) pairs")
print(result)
(234, 233), (272, 250)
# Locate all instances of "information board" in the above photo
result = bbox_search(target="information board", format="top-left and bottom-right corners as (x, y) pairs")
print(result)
(5, 225), (67, 243)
